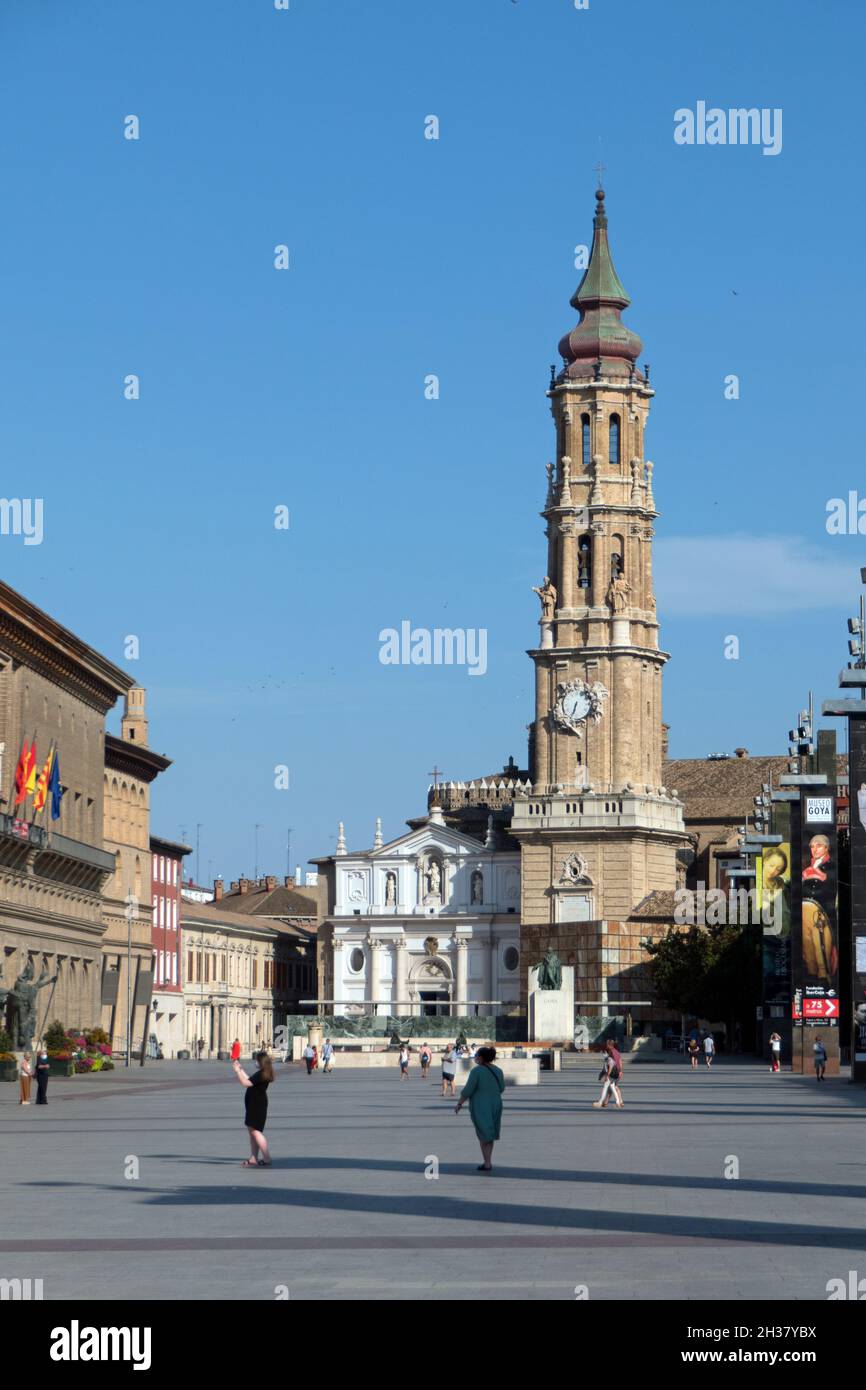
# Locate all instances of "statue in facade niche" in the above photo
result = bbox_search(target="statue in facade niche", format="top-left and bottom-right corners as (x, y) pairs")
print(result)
(385, 872), (397, 906)
(532, 576), (557, 621)
(425, 859), (441, 900)
(535, 950), (562, 992)
(471, 870), (483, 904)
(607, 573), (632, 613)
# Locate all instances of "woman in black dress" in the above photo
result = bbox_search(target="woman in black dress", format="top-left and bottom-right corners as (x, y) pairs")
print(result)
(232, 1051), (274, 1167)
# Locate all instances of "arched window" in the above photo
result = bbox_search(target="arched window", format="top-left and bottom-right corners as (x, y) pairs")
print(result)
(609, 414), (620, 466)
(581, 414), (591, 469)
(610, 535), (625, 581)
(578, 534), (592, 589)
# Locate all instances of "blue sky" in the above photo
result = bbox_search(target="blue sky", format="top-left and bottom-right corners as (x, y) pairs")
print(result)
(0, 0), (863, 881)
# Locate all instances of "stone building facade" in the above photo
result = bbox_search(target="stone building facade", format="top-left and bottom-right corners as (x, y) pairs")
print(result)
(181, 900), (306, 1057)
(100, 691), (171, 1055)
(149, 835), (191, 1057)
(314, 806), (521, 1017)
(0, 581), (129, 1044)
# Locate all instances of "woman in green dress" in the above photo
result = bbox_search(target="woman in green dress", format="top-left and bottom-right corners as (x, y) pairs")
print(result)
(455, 1046), (505, 1172)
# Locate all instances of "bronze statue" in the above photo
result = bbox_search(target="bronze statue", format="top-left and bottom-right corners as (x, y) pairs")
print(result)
(535, 950), (562, 992)
(10, 960), (58, 1050)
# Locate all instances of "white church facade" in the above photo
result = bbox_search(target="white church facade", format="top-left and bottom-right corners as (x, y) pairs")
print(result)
(313, 805), (521, 1017)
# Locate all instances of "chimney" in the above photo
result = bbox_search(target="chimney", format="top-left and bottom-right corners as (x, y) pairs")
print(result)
(238, 879), (250, 895)
(265, 875), (277, 891)
(230, 881), (239, 893)
(661, 723), (670, 761)
(284, 875), (295, 888)
(214, 878), (224, 902)
(735, 747), (749, 759)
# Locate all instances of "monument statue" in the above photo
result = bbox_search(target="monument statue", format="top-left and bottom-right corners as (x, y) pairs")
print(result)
(385, 872), (397, 906)
(607, 574), (632, 613)
(535, 950), (562, 992)
(471, 869), (483, 904)
(532, 576), (557, 621)
(10, 960), (58, 1050)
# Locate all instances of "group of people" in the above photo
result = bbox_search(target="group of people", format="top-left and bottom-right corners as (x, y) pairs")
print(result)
(230, 1039), (507, 1173)
(300, 1039), (334, 1073)
(686, 1030), (716, 1069)
(17, 1049), (51, 1106)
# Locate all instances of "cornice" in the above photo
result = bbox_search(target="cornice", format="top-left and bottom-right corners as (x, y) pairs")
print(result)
(0, 582), (132, 714)
(104, 734), (172, 782)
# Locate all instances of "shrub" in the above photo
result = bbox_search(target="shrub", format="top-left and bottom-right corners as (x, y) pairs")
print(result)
(74, 1057), (94, 1073)
(0, 1027), (12, 1053)
(98, 1044), (111, 1055)
(0, 1052), (16, 1063)
(51, 1051), (71, 1062)
(85, 1027), (110, 1046)
(44, 1020), (66, 1051)
(102, 1059), (115, 1070)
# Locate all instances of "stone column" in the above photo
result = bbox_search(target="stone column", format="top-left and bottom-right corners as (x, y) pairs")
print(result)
(590, 522), (606, 609)
(534, 662), (549, 789)
(331, 937), (344, 1013)
(455, 939), (469, 1017)
(368, 938), (381, 1015)
(559, 520), (575, 610)
(485, 934), (497, 1010)
(394, 936), (408, 1017)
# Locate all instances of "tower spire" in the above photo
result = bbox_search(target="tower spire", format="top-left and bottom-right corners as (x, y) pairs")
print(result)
(557, 187), (643, 380)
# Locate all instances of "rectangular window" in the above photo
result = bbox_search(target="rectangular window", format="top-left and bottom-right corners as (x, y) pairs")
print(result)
(173, 898), (178, 930)
(252, 960), (257, 989)
(187, 951), (193, 982)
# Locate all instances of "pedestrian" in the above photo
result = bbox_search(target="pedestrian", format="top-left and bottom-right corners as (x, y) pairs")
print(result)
(687, 1037), (700, 1069)
(455, 1046), (505, 1172)
(441, 1044), (457, 1096)
(399, 1043), (410, 1079)
(312, 1045), (319, 1071)
(703, 1033), (715, 1069)
(420, 1043), (431, 1079)
(322, 1038), (334, 1073)
(302, 1042), (315, 1074)
(233, 1050), (273, 1167)
(230, 1038), (241, 1063)
(592, 1040), (624, 1109)
(198, 1036), (205, 1060)
(18, 1051), (32, 1105)
(769, 1031), (782, 1073)
(813, 1038), (827, 1080)
(34, 1049), (50, 1105)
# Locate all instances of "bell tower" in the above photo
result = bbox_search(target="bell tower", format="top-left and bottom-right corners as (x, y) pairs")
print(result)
(511, 187), (686, 933)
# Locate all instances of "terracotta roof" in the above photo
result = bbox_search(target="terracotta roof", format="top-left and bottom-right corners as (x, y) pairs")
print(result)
(666, 752), (849, 824)
(180, 898), (314, 945)
(629, 890), (678, 921)
(219, 884), (317, 919)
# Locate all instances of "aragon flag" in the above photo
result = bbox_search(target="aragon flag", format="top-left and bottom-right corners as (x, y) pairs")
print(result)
(13, 738), (36, 806)
(33, 747), (54, 814)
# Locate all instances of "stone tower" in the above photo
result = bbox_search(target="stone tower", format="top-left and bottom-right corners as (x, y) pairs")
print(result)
(511, 188), (687, 939)
(121, 686), (148, 746)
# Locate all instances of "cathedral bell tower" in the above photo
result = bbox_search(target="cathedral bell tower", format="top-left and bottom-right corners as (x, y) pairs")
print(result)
(511, 188), (686, 937)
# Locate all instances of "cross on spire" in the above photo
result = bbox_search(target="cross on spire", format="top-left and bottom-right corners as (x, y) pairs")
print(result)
(428, 764), (444, 788)
(594, 159), (606, 188)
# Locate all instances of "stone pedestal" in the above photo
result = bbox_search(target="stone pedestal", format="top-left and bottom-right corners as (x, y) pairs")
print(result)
(611, 616), (630, 647)
(527, 964), (574, 1041)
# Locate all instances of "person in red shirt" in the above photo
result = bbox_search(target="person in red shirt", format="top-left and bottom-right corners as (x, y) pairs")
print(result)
(230, 1038), (241, 1063)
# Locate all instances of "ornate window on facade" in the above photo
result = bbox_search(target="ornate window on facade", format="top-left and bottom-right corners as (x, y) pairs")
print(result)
(581, 413), (591, 468)
(609, 414), (620, 466)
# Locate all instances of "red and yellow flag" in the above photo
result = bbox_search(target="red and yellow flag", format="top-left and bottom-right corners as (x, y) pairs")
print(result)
(33, 746), (55, 814)
(13, 738), (37, 806)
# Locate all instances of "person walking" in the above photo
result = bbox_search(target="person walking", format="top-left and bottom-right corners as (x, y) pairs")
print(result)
(703, 1033), (716, 1069)
(311, 1045), (319, 1071)
(419, 1043), (431, 1080)
(230, 1038), (241, 1063)
(233, 1050), (273, 1167)
(455, 1046), (505, 1172)
(687, 1037), (700, 1069)
(18, 1051), (32, 1105)
(813, 1038), (827, 1080)
(34, 1049), (50, 1105)
(769, 1031), (782, 1073)
(399, 1043), (410, 1079)
(592, 1041), (623, 1108)
(322, 1038), (334, 1073)
(302, 1042), (315, 1075)
(441, 1044), (457, 1097)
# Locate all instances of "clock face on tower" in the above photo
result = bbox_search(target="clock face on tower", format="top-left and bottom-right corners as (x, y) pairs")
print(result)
(552, 678), (609, 735)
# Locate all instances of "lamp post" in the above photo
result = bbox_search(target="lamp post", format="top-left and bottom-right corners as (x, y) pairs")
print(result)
(124, 890), (137, 1069)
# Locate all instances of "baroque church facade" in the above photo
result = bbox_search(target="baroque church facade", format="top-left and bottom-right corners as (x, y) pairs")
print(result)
(316, 188), (685, 1029)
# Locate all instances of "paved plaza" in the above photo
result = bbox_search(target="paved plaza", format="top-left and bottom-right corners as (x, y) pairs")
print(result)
(2, 1058), (866, 1301)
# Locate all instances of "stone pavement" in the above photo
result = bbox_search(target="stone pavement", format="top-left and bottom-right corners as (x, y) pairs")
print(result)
(1, 1057), (865, 1301)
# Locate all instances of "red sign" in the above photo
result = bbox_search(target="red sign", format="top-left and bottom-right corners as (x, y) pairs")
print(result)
(802, 997), (839, 1019)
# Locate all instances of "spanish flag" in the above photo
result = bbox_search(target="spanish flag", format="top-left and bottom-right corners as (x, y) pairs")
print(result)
(33, 746), (55, 814)
(13, 738), (36, 806)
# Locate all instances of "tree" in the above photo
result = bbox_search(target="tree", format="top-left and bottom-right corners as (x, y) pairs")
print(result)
(647, 924), (762, 1040)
